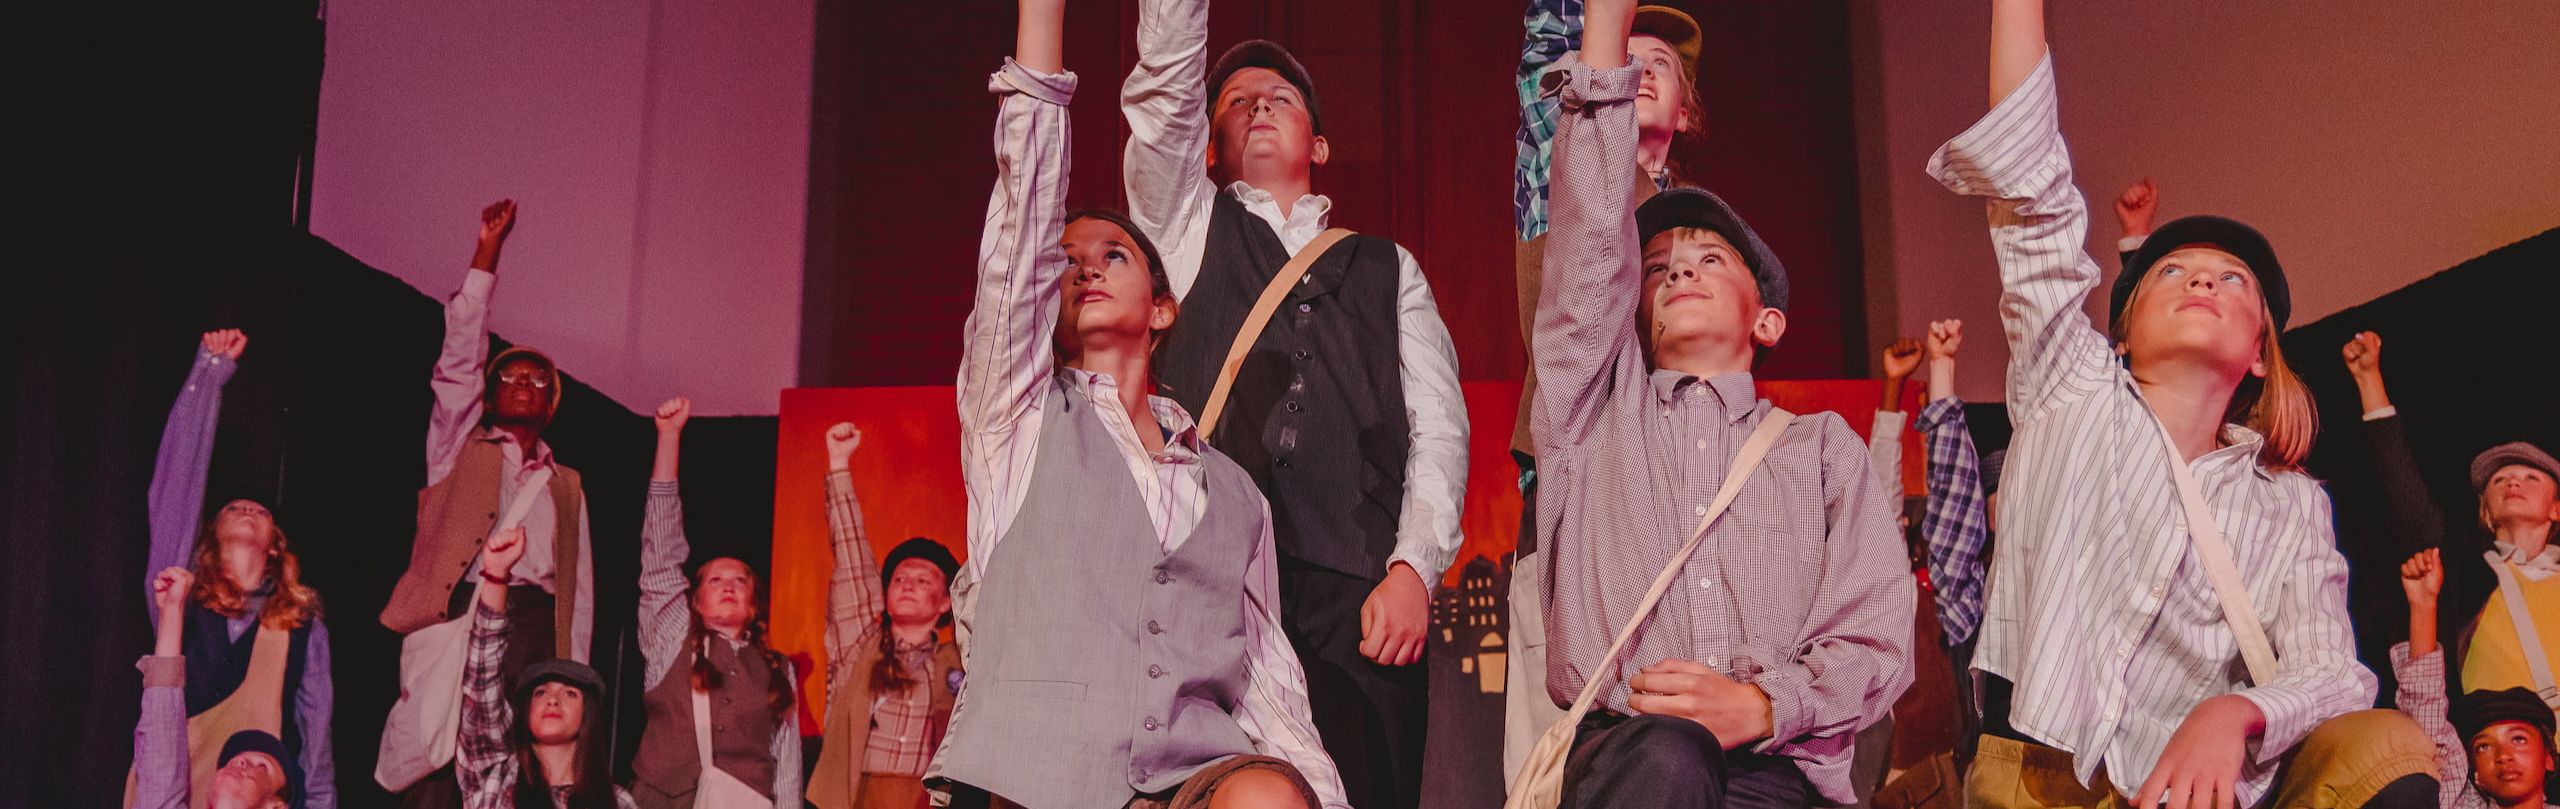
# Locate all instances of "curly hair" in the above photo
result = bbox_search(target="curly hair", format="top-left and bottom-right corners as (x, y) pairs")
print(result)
(189, 506), (319, 630)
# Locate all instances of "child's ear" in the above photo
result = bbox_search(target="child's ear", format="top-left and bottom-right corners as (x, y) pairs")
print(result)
(1310, 135), (1330, 167)
(1753, 307), (1787, 348)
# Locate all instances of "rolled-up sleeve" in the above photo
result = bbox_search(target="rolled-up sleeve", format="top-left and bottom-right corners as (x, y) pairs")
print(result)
(1388, 245), (1470, 584)
(2231, 491), (2375, 768)
(1923, 54), (2115, 427)
(1528, 57), (1646, 458)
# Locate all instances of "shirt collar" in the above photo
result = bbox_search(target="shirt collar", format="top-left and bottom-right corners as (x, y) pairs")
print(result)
(2492, 540), (2560, 578)
(1226, 180), (1333, 231)
(1054, 367), (1207, 461)
(1649, 369), (1759, 424)
(477, 425), (555, 467)
(2118, 372), (2278, 482)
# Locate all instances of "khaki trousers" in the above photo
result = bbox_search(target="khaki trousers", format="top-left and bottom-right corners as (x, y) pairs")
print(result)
(1965, 710), (2438, 809)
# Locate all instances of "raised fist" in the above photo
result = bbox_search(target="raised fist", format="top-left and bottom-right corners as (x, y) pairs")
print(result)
(2399, 548), (2441, 609)
(2114, 179), (2158, 236)
(2340, 331), (2382, 379)
(152, 567), (195, 614)
(1880, 339), (1923, 380)
(478, 200), (518, 247)
(824, 422), (863, 468)
(200, 329), (248, 361)
(485, 527), (528, 581)
(1926, 319), (1965, 361)
(655, 397), (692, 434)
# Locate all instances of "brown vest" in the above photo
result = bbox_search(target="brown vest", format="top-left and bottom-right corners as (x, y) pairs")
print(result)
(804, 633), (961, 809)
(633, 637), (786, 806)
(380, 432), (583, 657)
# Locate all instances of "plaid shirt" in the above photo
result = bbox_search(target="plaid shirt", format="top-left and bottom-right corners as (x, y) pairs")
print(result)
(1914, 397), (1990, 645)
(2392, 644), (2490, 809)
(460, 603), (638, 809)
(1514, 0), (1580, 240)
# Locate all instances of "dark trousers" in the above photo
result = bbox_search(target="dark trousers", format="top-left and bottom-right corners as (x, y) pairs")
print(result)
(1561, 712), (1812, 809)
(1277, 558), (1427, 809)
(401, 585), (561, 809)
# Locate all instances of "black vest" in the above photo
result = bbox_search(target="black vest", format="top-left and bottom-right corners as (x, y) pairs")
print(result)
(182, 601), (315, 808)
(1155, 192), (1410, 580)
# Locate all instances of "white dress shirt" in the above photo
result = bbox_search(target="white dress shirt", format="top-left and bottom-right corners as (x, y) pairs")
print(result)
(946, 59), (1348, 808)
(1119, 0), (1469, 586)
(1928, 55), (2373, 803)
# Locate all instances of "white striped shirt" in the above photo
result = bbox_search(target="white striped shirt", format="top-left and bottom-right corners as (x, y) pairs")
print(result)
(949, 59), (1347, 809)
(1927, 55), (2373, 803)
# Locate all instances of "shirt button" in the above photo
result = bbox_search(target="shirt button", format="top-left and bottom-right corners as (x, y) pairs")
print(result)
(1694, 504), (1707, 517)
(1699, 578), (1717, 591)
(2116, 643), (2134, 659)
(1148, 664), (1165, 679)
(1705, 655), (1724, 669)
(1148, 620), (1164, 634)
(1143, 717), (1160, 731)
(2148, 584), (2165, 599)
(1696, 439), (1708, 450)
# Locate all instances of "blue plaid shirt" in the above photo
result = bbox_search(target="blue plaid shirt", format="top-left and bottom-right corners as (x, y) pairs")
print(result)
(1915, 397), (1990, 645)
(1515, 0), (1580, 240)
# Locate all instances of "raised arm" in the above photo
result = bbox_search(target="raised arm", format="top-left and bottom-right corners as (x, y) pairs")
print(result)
(2344, 332), (2446, 561)
(2391, 549), (2476, 809)
(148, 330), (244, 617)
(133, 568), (196, 809)
(820, 422), (886, 696)
(460, 531), (524, 809)
(637, 398), (693, 690)
(1869, 337), (1922, 494)
(1234, 504), (1353, 809)
(958, 0), (1075, 442)
(1924, 0), (2113, 426)
(1515, 0), (1584, 241)
(1913, 322), (1990, 645)
(2113, 179), (2158, 268)
(427, 200), (518, 482)
(1529, 0), (1646, 456)
(1120, 0), (1215, 293)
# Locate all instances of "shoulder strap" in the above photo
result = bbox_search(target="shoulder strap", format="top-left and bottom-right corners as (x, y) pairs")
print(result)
(1555, 409), (1796, 719)
(1196, 228), (1356, 441)
(2144, 415), (2280, 685)
(2482, 553), (2560, 708)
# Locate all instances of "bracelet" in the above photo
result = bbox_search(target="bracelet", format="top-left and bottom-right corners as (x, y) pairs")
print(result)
(480, 570), (512, 586)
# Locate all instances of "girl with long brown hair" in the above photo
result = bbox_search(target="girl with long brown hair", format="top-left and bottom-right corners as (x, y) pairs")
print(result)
(139, 330), (335, 808)
(804, 421), (961, 809)
(630, 398), (801, 808)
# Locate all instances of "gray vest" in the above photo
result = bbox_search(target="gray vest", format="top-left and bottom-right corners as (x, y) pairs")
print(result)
(938, 379), (1266, 809)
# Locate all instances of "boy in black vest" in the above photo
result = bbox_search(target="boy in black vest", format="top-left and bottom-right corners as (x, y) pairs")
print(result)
(1121, 2), (1469, 805)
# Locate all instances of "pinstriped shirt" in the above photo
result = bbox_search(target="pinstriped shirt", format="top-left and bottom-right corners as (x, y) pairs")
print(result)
(1533, 56), (1915, 805)
(1928, 55), (2373, 803)
(950, 59), (1347, 808)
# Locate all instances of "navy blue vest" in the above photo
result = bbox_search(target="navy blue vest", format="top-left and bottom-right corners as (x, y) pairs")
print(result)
(182, 599), (315, 807)
(1154, 192), (1411, 580)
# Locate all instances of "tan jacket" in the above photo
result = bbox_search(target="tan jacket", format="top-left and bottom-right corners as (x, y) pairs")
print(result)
(806, 639), (960, 809)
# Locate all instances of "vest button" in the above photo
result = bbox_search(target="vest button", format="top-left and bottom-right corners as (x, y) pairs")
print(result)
(1293, 350), (1310, 361)
(1285, 401), (1301, 413)
(1143, 717), (1160, 731)
(1147, 620), (1164, 635)
(1154, 569), (1171, 584)
(1296, 303), (1312, 314)
(1148, 664), (1164, 679)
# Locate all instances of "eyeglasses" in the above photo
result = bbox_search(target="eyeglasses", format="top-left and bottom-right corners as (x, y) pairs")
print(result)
(497, 371), (553, 389)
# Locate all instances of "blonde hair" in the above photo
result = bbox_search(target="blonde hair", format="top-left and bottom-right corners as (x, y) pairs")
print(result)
(2113, 281), (2317, 471)
(190, 513), (319, 630)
